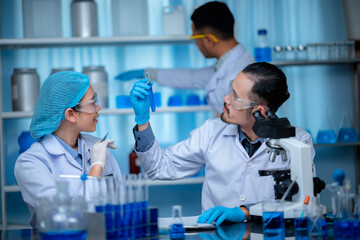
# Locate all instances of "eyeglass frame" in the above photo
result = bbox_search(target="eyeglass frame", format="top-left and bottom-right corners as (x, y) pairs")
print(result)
(72, 92), (99, 113)
(189, 34), (219, 43)
(228, 80), (259, 110)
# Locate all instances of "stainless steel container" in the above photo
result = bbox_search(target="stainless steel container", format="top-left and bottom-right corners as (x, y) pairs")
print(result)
(11, 68), (40, 111)
(71, 0), (98, 37)
(50, 68), (74, 75)
(82, 66), (108, 108)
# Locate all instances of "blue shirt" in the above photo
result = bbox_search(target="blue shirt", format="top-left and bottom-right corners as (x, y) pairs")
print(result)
(52, 133), (83, 167)
(238, 126), (264, 155)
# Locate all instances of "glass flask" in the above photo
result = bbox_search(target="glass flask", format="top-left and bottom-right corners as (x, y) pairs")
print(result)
(39, 181), (87, 240)
(169, 205), (185, 239)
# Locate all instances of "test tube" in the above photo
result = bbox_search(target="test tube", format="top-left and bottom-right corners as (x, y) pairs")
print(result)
(145, 72), (156, 112)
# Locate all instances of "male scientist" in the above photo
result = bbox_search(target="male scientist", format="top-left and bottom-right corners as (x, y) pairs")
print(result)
(129, 62), (315, 225)
(117, 1), (254, 117)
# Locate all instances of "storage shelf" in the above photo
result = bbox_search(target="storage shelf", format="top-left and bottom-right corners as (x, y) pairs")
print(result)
(4, 177), (204, 193)
(0, 223), (31, 230)
(314, 141), (360, 147)
(0, 35), (192, 49)
(1, 106), (211, 119)
(272, 59), (360, 66)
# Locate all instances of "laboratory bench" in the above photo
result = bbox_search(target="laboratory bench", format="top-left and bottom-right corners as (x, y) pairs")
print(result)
(0, 221), (341, 240)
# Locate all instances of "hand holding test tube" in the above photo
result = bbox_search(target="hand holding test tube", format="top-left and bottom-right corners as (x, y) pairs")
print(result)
(145, 72), (156, 112)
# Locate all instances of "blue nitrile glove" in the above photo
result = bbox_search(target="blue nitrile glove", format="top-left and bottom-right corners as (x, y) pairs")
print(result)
(130, 78), (151, 125)
(115, 69), (145, 80)
(197, 206), (246, 226)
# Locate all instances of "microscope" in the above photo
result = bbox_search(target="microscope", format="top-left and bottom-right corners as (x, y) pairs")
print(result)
(249, 110), (325, 220)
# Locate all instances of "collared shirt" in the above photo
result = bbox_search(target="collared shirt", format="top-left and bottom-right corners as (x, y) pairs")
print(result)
(214, 44), (239, 71)
(238, 126), (264, 156)
(53, 133), (83, 167)
(133, 124), (155, 152)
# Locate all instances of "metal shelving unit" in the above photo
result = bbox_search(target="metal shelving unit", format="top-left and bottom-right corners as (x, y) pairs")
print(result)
(1, 35), (360, 229)
(0, 35), (195, 230)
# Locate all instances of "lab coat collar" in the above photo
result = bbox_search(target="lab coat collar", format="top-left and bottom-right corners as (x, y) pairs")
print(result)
(222, 123), (238, 136)
(41, 134), (91, 171)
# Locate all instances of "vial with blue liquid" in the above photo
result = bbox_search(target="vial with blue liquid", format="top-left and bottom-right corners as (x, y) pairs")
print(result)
(254, 29), (272, 62)
(169, 205), (185, 240)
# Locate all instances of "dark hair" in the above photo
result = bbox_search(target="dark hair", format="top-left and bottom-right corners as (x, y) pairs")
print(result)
(243, 62), (290, 113)
(191, 1), (234, 40)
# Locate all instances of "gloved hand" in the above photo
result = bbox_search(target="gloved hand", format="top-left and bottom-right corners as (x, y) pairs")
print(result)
(197, 206), (246, 226)
(115, 69), (145, 80)
(130, 78), (151, 125)
(90, 139), (117, 169)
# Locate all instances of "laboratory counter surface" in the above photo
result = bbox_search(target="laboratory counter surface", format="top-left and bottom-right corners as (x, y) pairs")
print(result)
(0, 222), (341, 240)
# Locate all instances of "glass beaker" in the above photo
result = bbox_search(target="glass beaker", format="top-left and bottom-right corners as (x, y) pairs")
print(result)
(338, 107), (357, 143)
(262, 200), (285, 239)
(316, 108), (337, 144)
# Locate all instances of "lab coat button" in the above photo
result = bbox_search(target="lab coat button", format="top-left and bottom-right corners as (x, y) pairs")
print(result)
(240, 195), (246, 201)
(247, 161), (253, 166)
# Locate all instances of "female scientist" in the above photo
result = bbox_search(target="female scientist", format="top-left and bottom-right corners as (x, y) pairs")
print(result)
(14, 71), (121, 227)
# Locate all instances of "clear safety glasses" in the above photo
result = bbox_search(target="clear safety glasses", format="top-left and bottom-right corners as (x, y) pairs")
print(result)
(74, 92), (99, 113)
(228, 80), (259, 110)
(189, 34), (219, 43)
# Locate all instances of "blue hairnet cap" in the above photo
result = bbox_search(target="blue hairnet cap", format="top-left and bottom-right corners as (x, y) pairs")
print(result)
(30, 71), (90, 139)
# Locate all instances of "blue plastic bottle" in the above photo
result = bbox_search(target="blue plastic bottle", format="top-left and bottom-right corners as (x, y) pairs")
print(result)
(254, 29), (272, 62)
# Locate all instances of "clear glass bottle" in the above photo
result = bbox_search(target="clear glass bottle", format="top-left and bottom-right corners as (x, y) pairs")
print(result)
(254, 29), (272, 62)
(39, 181), (87, 240)
(296, 45), (308, 61)
(272, 46), (284, 61)
(169, 205), (185, 239)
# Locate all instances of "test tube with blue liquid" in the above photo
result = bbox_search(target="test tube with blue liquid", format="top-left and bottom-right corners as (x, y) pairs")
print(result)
(123, 174), (135, 239)
(169, 205), (185, 239)
(145, 72), (156, 112)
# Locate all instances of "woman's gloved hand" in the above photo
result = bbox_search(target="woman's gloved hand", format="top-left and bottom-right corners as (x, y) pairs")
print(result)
(130, 78), (151, 125)
(115, 69), (145, 80)
(197, 206), (246, 226)
(90, 139), (117, 169)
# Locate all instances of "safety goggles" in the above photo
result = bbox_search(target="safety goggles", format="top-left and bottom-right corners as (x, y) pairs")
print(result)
(74, 92), (99, 113)
(228, 80), (259, 110)
(189, 34), (219, 43)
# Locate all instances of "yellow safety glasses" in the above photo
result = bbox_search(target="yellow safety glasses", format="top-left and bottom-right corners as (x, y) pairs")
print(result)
(189, 34), (219, 43)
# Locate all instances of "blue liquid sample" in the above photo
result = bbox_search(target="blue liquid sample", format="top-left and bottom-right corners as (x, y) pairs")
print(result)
(338, 127), (357, 142)
(295, 217), (309, 230)
(309, 218), (327, 237)
(254, 47), (272, 62)
(113, 204), (123, 238)
(334, 219), (355, 239)
(40, 230), (87, 240)
(263, 211), (285, 230)
(316, 129), (337, 144)
(123, 203), (133, 239)
(170, 223), (185, 239)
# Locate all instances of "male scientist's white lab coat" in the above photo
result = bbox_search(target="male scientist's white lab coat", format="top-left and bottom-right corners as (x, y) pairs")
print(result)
(14, 133), (121, 227)
(136, 118), (314, 212)
(156, 44), (254, 116)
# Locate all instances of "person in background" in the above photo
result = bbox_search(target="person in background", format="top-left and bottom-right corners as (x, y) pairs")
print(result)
(129, 62), (315, 225)
(14, 71), (121, 227)
(116, 1), (254, 117)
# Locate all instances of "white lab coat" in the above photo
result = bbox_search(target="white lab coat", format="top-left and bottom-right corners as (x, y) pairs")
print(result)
(14, 133), (121, 227)
(136, 118), (315, 212)
(157, 44), (254, 116)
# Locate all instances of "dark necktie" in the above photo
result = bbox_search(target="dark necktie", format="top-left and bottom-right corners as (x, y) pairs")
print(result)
(242, 138), (261, 157)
